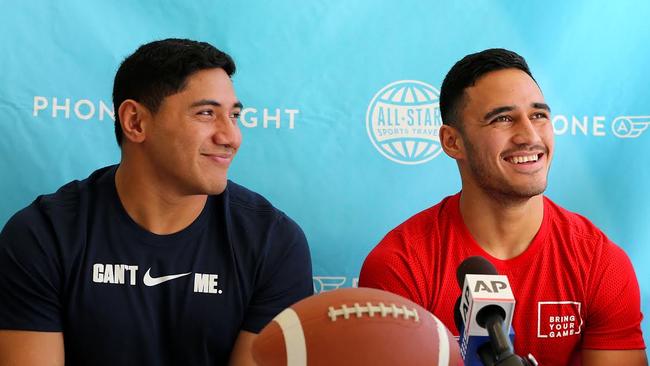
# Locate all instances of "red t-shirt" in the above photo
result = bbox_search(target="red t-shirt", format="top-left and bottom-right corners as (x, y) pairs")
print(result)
(359, 193), (645, 365)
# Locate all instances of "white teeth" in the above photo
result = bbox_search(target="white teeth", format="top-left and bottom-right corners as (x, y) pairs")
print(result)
(509, 154), (539, 164)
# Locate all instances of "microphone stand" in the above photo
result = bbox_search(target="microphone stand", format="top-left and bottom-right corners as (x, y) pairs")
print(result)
(476, 310), (536, 366)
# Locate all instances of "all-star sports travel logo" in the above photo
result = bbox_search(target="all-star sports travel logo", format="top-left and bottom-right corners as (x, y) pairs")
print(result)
(366, 80), (443, 165)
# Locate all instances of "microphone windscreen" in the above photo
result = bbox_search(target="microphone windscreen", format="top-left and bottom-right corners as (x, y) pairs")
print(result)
(453, 296), (463, 333)
(456, 256), (498, 288)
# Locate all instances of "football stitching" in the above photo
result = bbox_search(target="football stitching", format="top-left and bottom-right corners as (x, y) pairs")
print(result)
(327, 302), (420, 322)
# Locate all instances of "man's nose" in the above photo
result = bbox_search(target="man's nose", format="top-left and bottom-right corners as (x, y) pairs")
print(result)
(512, 116), (542, 146)
(212, 115), (241, 148)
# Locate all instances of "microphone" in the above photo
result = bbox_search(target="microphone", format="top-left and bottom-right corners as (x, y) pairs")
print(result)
(455, 256), (535, 366)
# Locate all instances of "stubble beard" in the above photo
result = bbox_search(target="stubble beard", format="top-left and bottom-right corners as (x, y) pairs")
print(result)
(464, 138), (548, 206)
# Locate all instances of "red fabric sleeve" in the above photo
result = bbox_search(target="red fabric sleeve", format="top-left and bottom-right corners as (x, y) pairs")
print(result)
(359, 229), (429, 307)
(582, 240), (645, 350)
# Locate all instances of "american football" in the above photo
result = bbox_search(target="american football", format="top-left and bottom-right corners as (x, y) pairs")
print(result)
(252, 287), (462, 365)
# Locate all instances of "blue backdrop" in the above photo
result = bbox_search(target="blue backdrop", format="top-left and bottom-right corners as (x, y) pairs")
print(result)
(1, 1), (648, 345)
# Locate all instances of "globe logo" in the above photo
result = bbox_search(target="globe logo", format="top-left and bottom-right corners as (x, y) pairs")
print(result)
(366, 80), (443, 165)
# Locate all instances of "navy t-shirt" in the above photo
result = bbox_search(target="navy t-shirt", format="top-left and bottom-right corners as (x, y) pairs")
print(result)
(0, 165), (313, 365)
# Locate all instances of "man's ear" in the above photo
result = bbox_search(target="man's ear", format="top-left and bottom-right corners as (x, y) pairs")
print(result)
(439, 124), (465, 160)
(117, 100), (149, 144)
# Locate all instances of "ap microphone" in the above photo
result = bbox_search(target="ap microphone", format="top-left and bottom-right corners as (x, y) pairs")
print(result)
(453, 257), (497, 341)
(455, 256), (533, 366)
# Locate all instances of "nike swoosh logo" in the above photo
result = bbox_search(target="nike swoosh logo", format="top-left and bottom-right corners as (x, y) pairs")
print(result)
(143, 268), (192, 286)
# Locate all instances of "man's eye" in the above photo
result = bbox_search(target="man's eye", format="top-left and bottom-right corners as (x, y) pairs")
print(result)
(198, 110), (213, 116)
(532, 112), (549, 120)
(230, 112), (241, 119)
(493, 115), (512, 123)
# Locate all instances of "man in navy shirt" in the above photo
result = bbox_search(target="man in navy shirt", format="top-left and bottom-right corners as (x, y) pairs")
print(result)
(0, 38), (313, 365)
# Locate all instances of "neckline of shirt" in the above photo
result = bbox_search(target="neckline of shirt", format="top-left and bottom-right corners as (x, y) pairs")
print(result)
(103, 165), (216, 248)
(449, 192), (550, 271)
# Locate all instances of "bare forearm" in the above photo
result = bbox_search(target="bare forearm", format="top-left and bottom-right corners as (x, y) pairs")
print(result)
(582, 349), (648, 366)
(0, 330), (64, 366)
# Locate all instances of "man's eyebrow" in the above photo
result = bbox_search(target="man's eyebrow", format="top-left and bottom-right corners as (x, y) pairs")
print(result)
(483, 106), (514, 121)
(532, 102), (551, 112)
(482, 103), (551, 121)
(190, 99), (244, 109)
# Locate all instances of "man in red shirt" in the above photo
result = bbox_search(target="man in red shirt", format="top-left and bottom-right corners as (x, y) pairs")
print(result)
(359, 48), (646, 365)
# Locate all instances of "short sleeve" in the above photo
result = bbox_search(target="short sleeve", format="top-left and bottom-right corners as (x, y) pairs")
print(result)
(358, 229), (428, 307)
(582, 241), (645, 350)
(0, 206), (63, 331)
(240, 213), (313, 333)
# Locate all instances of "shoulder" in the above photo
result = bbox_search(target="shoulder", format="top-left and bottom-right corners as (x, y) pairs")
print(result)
(543, 196), (634, 275)
(543, 197), (618, 254)
(380, 194), (457, 248)
(545, 199), (647, 349)
(0, 164), (114, 334)
(223, 180), (290, 224)
(2, 166), (114, 239)
(220, 180), (306, 243)
(224, 180), (277, 213)
(218, 182), (311, 302)
(36, 166), (114, 214)
(544, 197), (606, 240)
(361, 194), (457, 272)
(360, 195), (458, 304)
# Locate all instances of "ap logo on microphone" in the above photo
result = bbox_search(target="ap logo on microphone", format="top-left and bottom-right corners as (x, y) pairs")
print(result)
(537, 301), (583, 338)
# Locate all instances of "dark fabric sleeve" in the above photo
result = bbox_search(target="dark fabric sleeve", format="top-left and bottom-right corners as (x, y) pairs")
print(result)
(240, 213), (313, 333)
(0, 207), (63, 331)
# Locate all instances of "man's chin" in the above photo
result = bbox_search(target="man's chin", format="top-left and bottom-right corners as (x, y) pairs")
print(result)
(481, 181), (547, 204)
(506, 184), (547, 200)
(205, 181), (228, 195)
(190, 175), (228, 196)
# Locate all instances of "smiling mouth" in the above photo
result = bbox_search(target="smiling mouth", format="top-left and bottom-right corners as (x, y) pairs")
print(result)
(201, 152), (235, 166)
(505, 153), (542, 164)
(203, 153), (232, 159)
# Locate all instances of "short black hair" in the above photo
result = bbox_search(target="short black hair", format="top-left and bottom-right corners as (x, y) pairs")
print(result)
(439, 48), (535, 130)
(112, 38), (236, 146)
